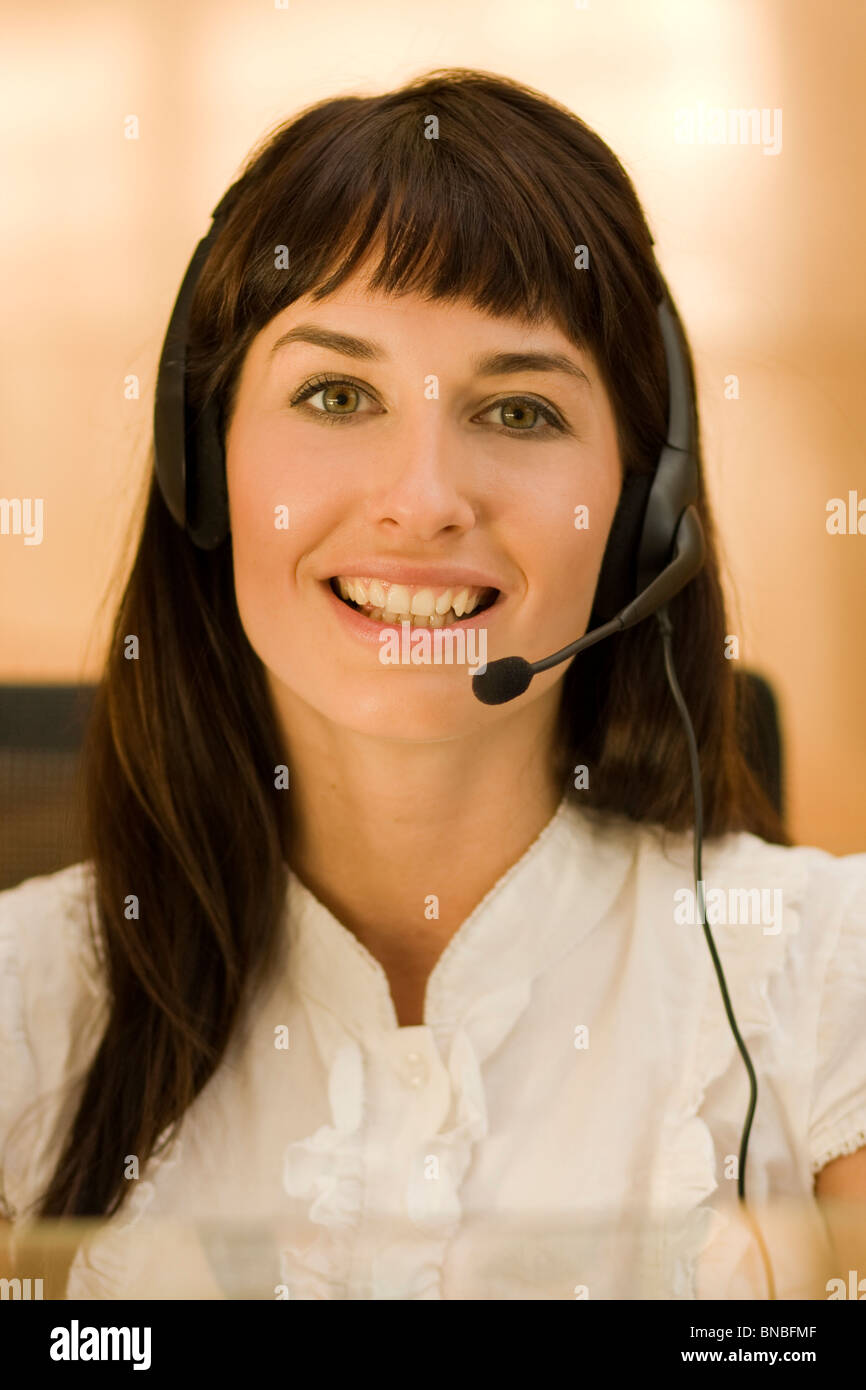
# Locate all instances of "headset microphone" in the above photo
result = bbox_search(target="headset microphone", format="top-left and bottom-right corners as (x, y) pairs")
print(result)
(472, 506), (705, 703)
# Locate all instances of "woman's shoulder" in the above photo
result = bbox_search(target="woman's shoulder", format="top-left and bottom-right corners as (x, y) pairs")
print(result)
(624, 817), (866, 1172)
(709, 828), (866, 968)
(634, 813), (866, 921)
(0, 860), (106, 1080)
(696, 826), (866, 991)
(0, 861), (107, 1209)
(0, 857), (98, 910)
(597, 808), (866, 1011)
(559, 797), (866, 950)
(0, 858), (103, 992)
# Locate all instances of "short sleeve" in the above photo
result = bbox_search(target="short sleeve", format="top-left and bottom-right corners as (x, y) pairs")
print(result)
(807, 852), (866, 1175)
(0, 862), (106, 1221)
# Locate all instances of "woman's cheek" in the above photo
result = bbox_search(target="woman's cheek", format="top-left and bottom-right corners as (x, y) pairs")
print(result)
(534, 511), (613, 642)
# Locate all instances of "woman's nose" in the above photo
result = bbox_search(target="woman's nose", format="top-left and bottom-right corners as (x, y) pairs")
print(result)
(362, 413), (479, 538)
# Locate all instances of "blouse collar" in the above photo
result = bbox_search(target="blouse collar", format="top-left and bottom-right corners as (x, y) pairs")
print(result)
(282, 792), (639, 1056)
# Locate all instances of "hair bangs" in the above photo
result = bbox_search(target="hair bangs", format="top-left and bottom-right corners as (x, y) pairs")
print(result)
(227, 95), (603, 356)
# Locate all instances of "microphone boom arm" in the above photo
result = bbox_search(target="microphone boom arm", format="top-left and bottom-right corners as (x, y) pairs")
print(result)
(523, 504), (706, 676)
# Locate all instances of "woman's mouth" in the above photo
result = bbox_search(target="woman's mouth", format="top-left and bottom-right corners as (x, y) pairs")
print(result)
(328, 576), (500, 627)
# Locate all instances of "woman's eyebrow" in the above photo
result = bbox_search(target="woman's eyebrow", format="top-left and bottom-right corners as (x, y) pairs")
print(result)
(269, 324), (382, 361)
(474, 350), (592, 390)
(268, 324), (592, 390)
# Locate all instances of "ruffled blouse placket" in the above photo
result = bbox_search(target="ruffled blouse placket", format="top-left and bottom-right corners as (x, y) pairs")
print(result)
(279, 976), (535, 1299)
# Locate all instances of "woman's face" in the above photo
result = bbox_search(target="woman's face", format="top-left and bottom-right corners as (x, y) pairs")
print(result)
(225, 264), (623, 741)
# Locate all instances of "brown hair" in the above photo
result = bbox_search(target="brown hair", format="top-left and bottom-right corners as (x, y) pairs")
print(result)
(35, 67), (788, 1225)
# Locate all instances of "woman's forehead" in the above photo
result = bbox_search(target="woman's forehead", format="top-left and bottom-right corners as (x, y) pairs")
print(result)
(257, 277), (580, 360)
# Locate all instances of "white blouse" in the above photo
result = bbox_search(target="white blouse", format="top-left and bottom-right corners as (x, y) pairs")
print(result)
(2, 794), (866, 1300)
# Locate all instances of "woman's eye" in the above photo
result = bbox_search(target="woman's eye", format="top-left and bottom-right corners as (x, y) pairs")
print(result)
(477, 397), (564, 436)
(290, 376), (377, 424)
(290, 376), (565, 437)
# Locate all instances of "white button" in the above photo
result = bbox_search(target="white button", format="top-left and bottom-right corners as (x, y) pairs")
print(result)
(400, 1049), (428, 1087)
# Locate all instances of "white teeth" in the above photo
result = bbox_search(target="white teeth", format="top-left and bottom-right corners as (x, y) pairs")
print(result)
(368, 578), (387, 608)
(364, 609), (451, 627)
(384, 584), (411, 614)
(332, 575), (496, 624)
(409, 588), (436, 616)
(452, 587), (469, 617)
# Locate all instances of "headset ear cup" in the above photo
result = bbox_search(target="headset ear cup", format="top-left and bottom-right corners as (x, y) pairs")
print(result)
(186, 396), (229, 550)
(588, 471), (653, 626)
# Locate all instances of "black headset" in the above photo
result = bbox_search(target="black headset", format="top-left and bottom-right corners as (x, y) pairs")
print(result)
(153, 185), (777, 1299)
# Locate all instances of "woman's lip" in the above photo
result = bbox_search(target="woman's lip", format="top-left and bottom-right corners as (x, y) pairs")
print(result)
(322, 579), (503, 645)
(324, 564), (504, 590)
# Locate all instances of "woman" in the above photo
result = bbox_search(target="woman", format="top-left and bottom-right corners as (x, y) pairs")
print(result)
(1, 67), (865, 1300)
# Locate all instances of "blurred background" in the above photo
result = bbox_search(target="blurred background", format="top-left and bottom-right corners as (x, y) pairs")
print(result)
(1, 0), (864, 870)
